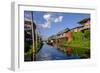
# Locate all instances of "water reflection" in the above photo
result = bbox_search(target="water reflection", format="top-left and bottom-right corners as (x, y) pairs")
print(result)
(36, 43), (80, 61)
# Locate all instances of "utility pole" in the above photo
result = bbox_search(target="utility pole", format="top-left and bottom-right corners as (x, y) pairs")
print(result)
(31, 11), (36, 61)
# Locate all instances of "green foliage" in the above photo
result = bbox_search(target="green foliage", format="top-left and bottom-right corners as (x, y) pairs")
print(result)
(24, 43), (32, 52)
(59, 30), (90, 58)
(84, 30), (90, 40)
(24, 45), (33, 56)
(25, 41), (43, 57)
(62, 31), (90, 48)
(73, 31), (84, 41)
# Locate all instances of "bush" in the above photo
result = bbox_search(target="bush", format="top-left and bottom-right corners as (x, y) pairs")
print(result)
(84, 30), (90, 40)
(24, 43), (32, 53)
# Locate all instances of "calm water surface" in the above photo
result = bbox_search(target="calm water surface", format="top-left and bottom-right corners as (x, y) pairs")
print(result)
(36, 43), (80, 61)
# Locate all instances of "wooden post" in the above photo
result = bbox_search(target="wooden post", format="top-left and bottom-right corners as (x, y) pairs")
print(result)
(56, 35), (58, 48)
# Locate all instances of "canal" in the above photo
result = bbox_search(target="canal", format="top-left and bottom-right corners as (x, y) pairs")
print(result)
(36, 43), (80, 61)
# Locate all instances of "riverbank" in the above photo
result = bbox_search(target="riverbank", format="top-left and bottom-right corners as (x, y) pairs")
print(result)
(53, 31), (90, 59)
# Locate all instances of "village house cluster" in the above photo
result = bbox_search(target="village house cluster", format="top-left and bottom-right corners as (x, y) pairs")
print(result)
(47, 18), (90, 47)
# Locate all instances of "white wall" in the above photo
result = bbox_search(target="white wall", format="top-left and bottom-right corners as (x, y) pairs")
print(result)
(0, 0), (100, 73)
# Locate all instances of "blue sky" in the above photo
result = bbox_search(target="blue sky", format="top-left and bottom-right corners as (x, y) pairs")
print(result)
(24, 11), (90, 40)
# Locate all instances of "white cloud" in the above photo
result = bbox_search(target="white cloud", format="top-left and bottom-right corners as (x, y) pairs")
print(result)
(43, 14), (51, 21)
(38, 13), (63, 29)
(40, 14), (51, 28)
(54, 16), (63, 23)
(42, 21), (51, 28)
(59, 16), (63, 22)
